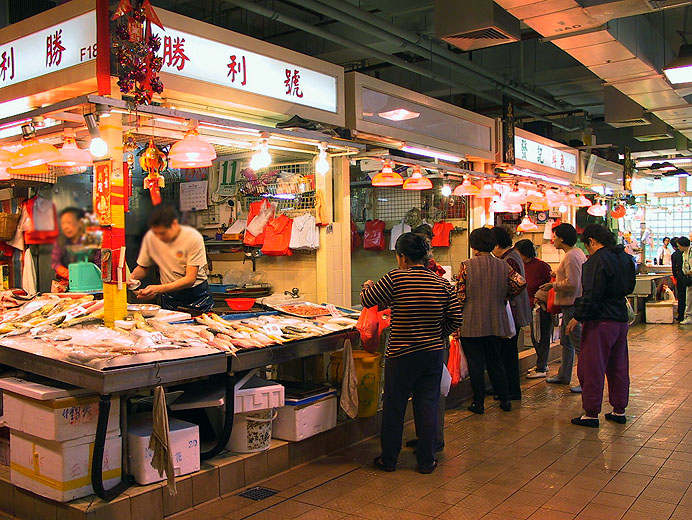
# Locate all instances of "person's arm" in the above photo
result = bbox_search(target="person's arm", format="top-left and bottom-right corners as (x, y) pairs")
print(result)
(442, 286), (463, 337)
(455, 263), (467, 313)
(130, 265), (150, 280)
(361, 272), (394, 309)
(51, 241), (69, 279)
(574, 257), (606, 322)
(137, 265), (198, 298)
(505, 256), (521, 274)
(554, 255), (580, 293)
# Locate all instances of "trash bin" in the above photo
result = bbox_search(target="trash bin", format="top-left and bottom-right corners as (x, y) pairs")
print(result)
(329, 350), (382, 417)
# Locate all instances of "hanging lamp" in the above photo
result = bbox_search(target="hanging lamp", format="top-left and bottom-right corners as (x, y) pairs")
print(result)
(477, 182), (500, 198)
(587, 201), (607, 217)
(490, 198), (522, 214)
(526, 188), (546, 204)
(169, 127), (217, 168)
(0, 147), (11, 168)
(403, 164), (433, 190)
(529, 201), (549, 211)
(10, 124), (60, 169)
(576, 194), (592, 207)
(504, 186), (527, 205)
(49, 130), (93, 168)
(452, 176), (480, 196)
(517, 215), (539, 232)
(250, 137), (271, 170)
(371, 159), (403, 187)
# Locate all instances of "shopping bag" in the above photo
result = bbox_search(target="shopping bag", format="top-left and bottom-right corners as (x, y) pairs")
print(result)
(351, 220), (362, 252)
(531, 305), (542, 345)
(448, 337), (462, 386)
(356, 306), (380, 353)
(440, 365), (452, 397)
(363, 219), (386, 251)
(505, 301), (517, 338)
(546, 287), (561, 314)
(459, 344), (469, 380)
(340, 339), (359, 419)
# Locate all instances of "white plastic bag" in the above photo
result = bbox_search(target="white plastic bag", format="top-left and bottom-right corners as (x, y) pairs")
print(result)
(339, 338), (359, 419)
(440, 364), (452, 397)
(504, 301), (517, 338)
(245, 200), (274, 237)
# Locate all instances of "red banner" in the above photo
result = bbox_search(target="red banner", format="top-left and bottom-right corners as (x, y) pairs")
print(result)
(93, 159), (112, 226)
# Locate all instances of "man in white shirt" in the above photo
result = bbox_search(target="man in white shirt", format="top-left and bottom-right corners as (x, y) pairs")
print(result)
(129, 206), (213, 313)
(679, 238), (692, 325)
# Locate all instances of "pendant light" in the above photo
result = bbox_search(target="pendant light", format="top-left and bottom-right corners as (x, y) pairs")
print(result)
(169, 127), (217, 168)
(587, 201), (607, 217)
(0, 147), (11, 168)
(529, 201), (549, 211)
(441, 184), (452, 197)
(0, 167), (10, 181)
(49, 130), (93, 168)
(517, 215), (539, 232)
(504, 186), (527, 205)
(526, 188), (546, 204)
(372, 159), (403, 187)
(315, 143), (330, 175)
(490, 198), (522, 214)
(250, 137), (271, 170)
(10, 124), (60, 169)
(477, 182), (500, 198)
(452, 176), (479, 196)
(403, 164), (433, 190)
(576, 194), (592, 207)
(84, 113), (108, 158)
(546, 189), (563, 207)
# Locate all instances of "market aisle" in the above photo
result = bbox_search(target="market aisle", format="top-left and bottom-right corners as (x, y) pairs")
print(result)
(175, 324), (692, 520)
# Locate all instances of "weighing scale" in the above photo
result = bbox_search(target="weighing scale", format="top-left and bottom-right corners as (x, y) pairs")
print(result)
(68, 249), (103, 293)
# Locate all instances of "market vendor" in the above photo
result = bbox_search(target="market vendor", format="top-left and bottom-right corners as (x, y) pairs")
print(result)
(52, 207), (101, 283)
(129, 205), (214, 313)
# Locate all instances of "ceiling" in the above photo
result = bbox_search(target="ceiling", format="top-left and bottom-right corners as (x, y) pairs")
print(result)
(10, 0), (692, 162)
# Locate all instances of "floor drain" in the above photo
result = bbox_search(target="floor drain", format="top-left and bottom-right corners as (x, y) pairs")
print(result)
(238, 487), (279, 501)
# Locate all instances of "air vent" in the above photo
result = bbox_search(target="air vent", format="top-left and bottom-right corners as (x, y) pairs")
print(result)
(609, 118), (651, 128)
(604, 87), (652, 128)
(435, 0), (520, 51)
(634, 133), (674, 142)
(633, 117), (674, 142)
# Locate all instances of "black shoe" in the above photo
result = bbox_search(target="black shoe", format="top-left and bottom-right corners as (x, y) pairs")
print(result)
(467, 403), (484, 414)
(571, 416), (599, 428)
(373, 456), (396, 472)
(405, 439), (419, 448)
(605, 412), (627, 424)
(418, 460), (438, 474)
(499, 400), (512, 412)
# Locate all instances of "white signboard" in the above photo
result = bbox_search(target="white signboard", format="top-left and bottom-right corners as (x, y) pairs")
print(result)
(515, 135), (577, 175)
(0, 11), (97, 89)
(156, 28), (338, 113)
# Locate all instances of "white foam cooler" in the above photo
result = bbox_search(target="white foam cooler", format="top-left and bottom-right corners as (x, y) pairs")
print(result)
(272, 389), (337, 442)
(646, 301), (675, 324)
(10, 429), (122, 502)
(127, 414), (200, 485)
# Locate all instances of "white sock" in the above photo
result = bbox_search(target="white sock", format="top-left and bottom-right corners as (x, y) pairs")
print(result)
(611, 411), (625, 416)
(581, 415), (598, 420)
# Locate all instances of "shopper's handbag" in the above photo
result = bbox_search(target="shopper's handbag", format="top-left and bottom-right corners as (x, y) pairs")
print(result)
(363, 219), (386, 251)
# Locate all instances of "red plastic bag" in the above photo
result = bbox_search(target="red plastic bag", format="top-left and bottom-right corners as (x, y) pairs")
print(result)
(448, 337), (469, 386)
(261, 215), (293, 256)
(546, 287), (561, 314)
(351, 220), (362, 252)
(363, 219), (386, 251)
(357, 306), (379, 353)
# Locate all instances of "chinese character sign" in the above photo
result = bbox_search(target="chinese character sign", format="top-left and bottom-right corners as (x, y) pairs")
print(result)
(94, 160), (113, 226)
(514, 135), (576, 174)
(155, 27), (337, 113)
(0, 11), (96, 89)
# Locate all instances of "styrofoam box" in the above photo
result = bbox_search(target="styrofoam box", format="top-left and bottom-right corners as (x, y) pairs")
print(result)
(646, 302), (675, 324)
(272, 391), (337, 442)
(0, 377), (119, 441)
(127, 414), (200, 485)
(10, 429), (121, 502)
(2, 391), (119, 442)
(235, 375), (284, 413)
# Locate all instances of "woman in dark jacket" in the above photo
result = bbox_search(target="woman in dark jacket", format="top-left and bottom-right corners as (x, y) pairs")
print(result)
(456, 228), (527, 414)
(566, 225), (636, 428)
(361, 233), (462, 474)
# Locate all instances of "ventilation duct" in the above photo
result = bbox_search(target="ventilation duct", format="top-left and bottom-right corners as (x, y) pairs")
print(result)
(435, 0), (520, 52)
(633, 116), (674, 141)
(604, 86), (651, 128)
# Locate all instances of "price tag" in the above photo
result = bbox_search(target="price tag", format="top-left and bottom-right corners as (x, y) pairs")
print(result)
(63, 305), (89, 321)
(325, 304), (342, 317)
(263, 324), (283, 336)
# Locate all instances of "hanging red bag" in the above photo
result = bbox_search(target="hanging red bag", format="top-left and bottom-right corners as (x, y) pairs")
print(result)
(546, 275), (561, 314)
(363, 219), (386, 251)
(261, 214), (293, 256)
(431, 221), (454, 247)
(356, 306), (379, 353)
(448, 337), (462, 386)
(351, 220), (362, 252)
(244, 199), (274, 247)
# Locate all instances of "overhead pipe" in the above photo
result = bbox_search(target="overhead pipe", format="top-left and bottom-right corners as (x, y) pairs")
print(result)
(314, 0), (567, 112)
(222, 0), (581, 132)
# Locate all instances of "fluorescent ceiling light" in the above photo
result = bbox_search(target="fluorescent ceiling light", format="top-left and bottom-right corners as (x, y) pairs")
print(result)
(401, 145), (463, 163)
(378, 109), (420, 121)
(664, 44), (692, 84)
(637, 158), (691, 167)
(505, 167), (571, 186)
(597, 171), (614, 176)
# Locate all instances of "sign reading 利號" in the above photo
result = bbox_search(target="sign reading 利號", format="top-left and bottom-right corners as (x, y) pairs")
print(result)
(515, 135), (577, 175)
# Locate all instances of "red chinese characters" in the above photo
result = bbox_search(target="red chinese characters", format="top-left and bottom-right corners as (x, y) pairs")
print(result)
(284, 68), (303, 98)
(227, 54), (247, 86)
(163, 36), (189, 71)
(46, 29), (66, 68)
(0, 47), (15, 82)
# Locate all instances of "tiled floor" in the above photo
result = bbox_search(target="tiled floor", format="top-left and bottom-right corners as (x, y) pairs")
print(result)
(172, 324), (692, 520)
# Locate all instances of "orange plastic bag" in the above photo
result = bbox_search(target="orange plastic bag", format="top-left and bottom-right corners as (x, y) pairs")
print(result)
(357, 306), (379, 353)
(448, 337), (468, 386)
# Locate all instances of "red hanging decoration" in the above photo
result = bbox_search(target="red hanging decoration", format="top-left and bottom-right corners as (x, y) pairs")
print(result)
(112, 0), (164, 105)
(140, 140), (167, 205)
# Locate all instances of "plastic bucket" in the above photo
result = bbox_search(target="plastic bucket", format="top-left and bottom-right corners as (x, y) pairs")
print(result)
(329, 350), (382, 418)
(226, 408), (277, 453)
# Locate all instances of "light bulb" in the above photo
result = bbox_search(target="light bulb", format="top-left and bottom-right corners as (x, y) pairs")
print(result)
(441, 184), (452, 197)
(315, 147), (329, 175)
(559, 205), (568, 213)
(89, 137), (108, 158)
(250, 140), (271, 170)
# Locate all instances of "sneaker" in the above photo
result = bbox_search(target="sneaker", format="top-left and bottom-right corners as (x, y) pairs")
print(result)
(570, 385), (582, 393)
(571, 415), (599, 428)
(546, 376), (570, 384)
(680, 318), (692, 325)
(527, 369), (547, 379)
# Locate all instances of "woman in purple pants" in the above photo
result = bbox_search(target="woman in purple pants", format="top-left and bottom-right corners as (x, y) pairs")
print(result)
(566, 225), (636, 428)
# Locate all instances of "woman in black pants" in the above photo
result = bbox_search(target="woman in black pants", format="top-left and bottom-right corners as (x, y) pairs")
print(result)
(456, 228), (527, 414)
(361, 233), (462, 474)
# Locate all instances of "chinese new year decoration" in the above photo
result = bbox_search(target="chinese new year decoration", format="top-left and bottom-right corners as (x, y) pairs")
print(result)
(111, 0), (165, 105)
(140, 139), (167, 205)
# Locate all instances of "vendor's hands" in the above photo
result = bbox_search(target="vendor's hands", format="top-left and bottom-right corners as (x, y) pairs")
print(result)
(539, 282), (553, 291)
(566, 318), (579, 335)
(56, 266), (70, 280)
(136, 285), (163, 298)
